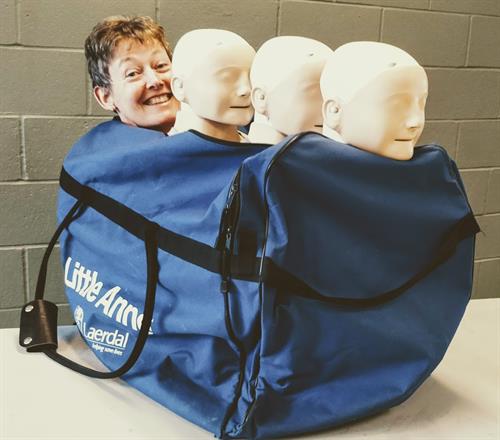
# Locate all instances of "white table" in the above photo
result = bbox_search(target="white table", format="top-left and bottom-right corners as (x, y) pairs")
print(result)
(1, 299), (499, 440)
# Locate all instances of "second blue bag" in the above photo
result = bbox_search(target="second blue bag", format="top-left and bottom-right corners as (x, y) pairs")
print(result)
(20, 120), (478, 439)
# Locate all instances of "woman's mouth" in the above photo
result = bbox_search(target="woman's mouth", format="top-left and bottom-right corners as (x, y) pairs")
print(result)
(144, 93), (172, 105)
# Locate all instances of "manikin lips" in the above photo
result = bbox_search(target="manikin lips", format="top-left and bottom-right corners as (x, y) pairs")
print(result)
(143, 93), (172, 105)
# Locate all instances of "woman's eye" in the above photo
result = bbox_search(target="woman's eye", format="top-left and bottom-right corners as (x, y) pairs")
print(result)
(125, 70), (140, 78)
(156, 63), (170, 71)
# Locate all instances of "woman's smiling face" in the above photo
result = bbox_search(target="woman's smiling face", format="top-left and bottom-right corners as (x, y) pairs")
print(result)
(94, 38), (180, 133)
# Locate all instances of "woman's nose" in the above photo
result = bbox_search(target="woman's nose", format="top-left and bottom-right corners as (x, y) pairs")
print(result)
(144, 68), (162, 89)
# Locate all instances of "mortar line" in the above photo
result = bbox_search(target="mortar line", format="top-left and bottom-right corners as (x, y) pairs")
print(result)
(0, 45), (83, 52)
(276, 0), (281, 36)
(19, 117), (27, 180)
(0, 244), (58, 251)
(475, 257), (500, 263)
(0, 180), (58, 186)
(22, 248), (30, 302)
(459, 167), (500, 172)
(464, 15), (472, 66)
(15, 0), (21, 44)
(155, 0), (160, 22)
(378, 8), (384, 42)
(85, 65), (91, 116)
(1, 115), (110, 120)
(455, 123), (463, 165)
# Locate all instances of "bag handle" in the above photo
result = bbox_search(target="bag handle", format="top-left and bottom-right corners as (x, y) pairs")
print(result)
(263, 212), (479, 309)
(19, 198), (160, 379)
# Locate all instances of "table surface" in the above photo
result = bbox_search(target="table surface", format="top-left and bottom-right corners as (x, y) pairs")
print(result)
(1, 298), (499, 440)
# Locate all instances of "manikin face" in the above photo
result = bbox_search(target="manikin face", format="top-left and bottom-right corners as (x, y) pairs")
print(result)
(182, 45), (254, 126)
(339, 65), (428, 160)
(97, 39), (180, 132)
(265, 60), (325, 136)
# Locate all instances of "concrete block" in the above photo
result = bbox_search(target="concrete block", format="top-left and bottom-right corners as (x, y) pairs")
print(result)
(280, 1), (380, 49)
(474, 259), (500, 299)
(27, 247), (66, 304)
(430, 0), (500, 16)
(0, 183), (58, 246)
(0, 118), (21, 181)
(159, 0), (278, 49)
(0, 0), (16, 44)
(25, 118), (104, 180)
(476, 214), (500, 259)
(425, 69), (500, 119)
(0, 309), (21, 329)
(468, 16), (500, 68)
(419, 121), (458, 159)
(485, 169), (500, 214)
(20, 0), (156, 48)
(58, 304), (74, 325)
(0, 249), (25, 308)
(471, 261), (480, 299)
(381, 9), (468, 67)
(338, 0), (429, 9)
(460, 170), (489, 215)
(0, 49), (86, 115)
(456, 121), (500, 168)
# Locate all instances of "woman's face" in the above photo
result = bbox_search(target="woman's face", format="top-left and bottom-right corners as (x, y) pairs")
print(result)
(95, 39), (180, 133)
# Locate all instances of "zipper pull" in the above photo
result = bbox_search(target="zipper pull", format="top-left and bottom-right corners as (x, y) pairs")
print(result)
(220, 226), (232, 294)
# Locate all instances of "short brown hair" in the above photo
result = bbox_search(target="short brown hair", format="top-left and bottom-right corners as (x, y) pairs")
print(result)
(84, 15), (172, 89)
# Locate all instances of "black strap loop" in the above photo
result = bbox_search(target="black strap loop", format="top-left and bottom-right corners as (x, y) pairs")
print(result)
(20, 197), (160, 379)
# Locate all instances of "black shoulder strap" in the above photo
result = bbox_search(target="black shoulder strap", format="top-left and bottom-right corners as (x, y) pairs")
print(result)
(19, 197), (160, 379)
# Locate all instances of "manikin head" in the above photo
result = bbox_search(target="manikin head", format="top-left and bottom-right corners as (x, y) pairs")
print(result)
(249, 36), (333, 142)
(320, 41), (428, 160)
(170, 29), (255, 141)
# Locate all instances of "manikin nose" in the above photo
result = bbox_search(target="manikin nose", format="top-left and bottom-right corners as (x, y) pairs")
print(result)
(237, 80), (251, 98)
(406, 109), (424, 131)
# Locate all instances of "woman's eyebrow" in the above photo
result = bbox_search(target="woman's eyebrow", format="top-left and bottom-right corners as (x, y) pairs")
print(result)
(118, 57), (137, 67)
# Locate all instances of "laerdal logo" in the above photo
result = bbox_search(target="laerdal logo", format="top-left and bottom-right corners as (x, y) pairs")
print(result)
(74, 306), (129, 356)
(65, 257), (153, 334)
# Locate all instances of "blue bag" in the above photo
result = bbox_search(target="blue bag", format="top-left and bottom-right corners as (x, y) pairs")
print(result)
(20, 120), (478, 439)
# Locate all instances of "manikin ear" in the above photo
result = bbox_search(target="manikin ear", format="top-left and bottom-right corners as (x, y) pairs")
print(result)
(251, 87), (268, 116)
(93, 86), (115, 112)
(170, 76), (186, 103)
(322, 99), (342, 132)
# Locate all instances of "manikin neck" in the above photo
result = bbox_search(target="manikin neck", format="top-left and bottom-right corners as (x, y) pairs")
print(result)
(322, 124), (345, 143)
(172, 102), (241, 142)
(248, 113), (285, 144)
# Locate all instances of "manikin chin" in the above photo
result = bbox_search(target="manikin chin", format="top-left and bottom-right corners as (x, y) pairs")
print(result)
(320, 41), (428, 161)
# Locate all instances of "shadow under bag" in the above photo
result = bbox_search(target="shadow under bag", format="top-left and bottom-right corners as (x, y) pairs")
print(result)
(20, 120), (479, 439)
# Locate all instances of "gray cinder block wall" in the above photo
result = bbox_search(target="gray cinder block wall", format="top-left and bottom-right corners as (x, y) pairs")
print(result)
(1, 0), (499, 328)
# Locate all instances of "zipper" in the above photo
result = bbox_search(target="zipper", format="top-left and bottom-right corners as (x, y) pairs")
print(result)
(219, 168), (241, 294)
(231, 132), (309, 436)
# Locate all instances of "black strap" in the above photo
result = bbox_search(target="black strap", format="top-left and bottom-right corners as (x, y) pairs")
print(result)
(20, 198), (160, 379)
(58, 168), (479, 309)
(263, 212), (479, 308)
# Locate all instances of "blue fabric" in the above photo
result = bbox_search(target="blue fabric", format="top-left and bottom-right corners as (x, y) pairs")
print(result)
(58, 124), (474, 439)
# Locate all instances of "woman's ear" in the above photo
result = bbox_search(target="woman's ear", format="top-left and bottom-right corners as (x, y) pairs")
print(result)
(93, 86), (116, 112)
(322, 99), (342, 132)
(171, 76), (186, 102)
(251, 87), (267, 116)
